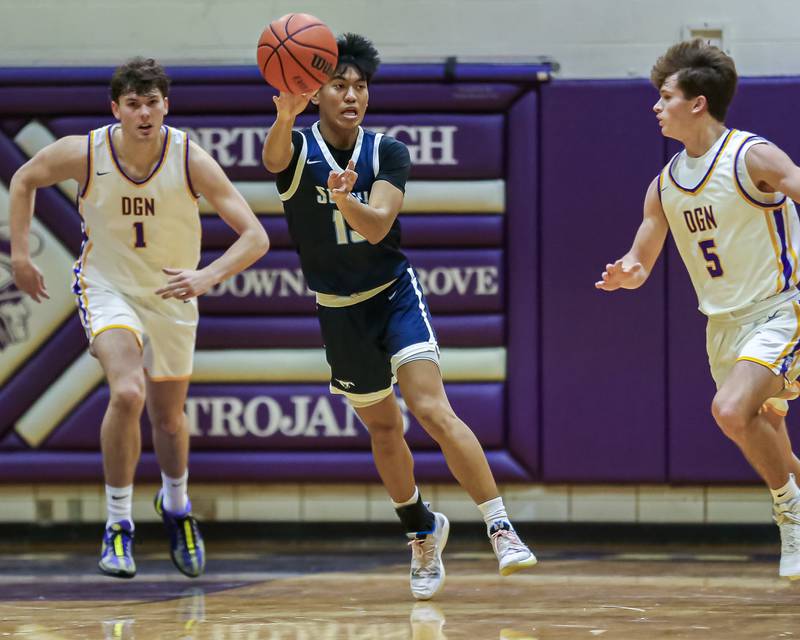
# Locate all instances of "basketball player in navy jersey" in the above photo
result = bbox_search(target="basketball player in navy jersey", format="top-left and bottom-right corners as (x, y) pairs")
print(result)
(10, 58), (269, 578)
(597, 40), (800, 579)
(262, 33), (536, 600)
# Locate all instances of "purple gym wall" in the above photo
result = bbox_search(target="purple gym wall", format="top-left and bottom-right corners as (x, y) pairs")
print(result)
(0, 64), (544, 483)
(2, 68), (798, 485)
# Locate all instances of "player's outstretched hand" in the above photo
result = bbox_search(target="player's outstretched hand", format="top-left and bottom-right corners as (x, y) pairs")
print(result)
(328, 159), (358, 197)
(156, 267), (215, 300)
(272, 92), (312, 119)
(595, 259), (643, 291)
(11, 258), (49, 302)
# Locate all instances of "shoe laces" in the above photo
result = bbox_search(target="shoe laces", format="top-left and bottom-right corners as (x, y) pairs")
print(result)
(490, 527), (527, 556)
(106, 525), (133, 557)
(409, 535), (439, 577)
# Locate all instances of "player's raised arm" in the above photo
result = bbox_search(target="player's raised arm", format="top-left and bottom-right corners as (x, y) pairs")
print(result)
(744, 142), (800, 203)
(9, 135), (86, 302)
(595, 176), (669, 292)
(157, 142), (269, 300)
(262, 92), (312, 174)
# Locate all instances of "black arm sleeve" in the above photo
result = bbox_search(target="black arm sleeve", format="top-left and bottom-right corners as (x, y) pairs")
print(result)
(274, 129), (304, 192)
(375, 136), (411, 193)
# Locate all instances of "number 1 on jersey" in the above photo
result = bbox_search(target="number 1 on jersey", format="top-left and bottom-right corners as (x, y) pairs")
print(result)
(133, 221), (146, 248)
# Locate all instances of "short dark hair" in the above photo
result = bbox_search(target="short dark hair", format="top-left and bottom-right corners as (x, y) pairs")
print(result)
(334, 33), (380, 83)
(110, 57), (170, 102)
(650, 39), (738, 122)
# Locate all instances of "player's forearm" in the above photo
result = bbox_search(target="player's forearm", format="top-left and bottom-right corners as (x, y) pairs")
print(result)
(262, 115), (295, 173)
(8, 172), (36, 263)
(204, 226), (269, 284)
(332, 193), (394, 244)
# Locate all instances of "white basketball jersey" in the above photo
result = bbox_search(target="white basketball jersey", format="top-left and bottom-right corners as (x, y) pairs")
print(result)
(75, 124), (200, 297)
(659, 128), (800, 316)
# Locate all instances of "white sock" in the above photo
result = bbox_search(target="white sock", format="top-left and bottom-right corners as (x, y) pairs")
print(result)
(478, 496), (511, 532)
(391, 486), (419, 509)
(162, 470), (189, 514)
(105, 484), (133, 529)
(771, 473), (800, 505)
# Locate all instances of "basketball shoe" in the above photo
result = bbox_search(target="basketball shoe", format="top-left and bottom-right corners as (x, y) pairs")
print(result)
(489, 521), (537, 576)
(154, 490), (205, 578)
(408, 511), (449, 600)
(98, 520), (136, 579)
(774, 498), (800, 579)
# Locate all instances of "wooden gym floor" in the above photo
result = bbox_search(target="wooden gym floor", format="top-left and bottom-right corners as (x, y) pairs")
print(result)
(0, 535), (799, 639)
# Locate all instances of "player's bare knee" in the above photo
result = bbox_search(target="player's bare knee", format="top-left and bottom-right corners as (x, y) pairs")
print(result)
(364, 418), (404, 443)
(711, 397), (749, 440)
(152, 415), (184, 436)
(108, 381), (145, 415)
(410, 401), (459, 441)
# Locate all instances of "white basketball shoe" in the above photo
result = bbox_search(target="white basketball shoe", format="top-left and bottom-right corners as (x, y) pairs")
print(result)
(774, 498), (800, 579)
(408, 512), (450, 600)
(489, 521), (537, 576)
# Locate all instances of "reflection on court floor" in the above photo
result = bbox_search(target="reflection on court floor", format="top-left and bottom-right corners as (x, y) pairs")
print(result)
(0, 544), (798, 639)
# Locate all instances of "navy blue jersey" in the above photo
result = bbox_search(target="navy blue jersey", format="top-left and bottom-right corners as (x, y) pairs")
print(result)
(276, 122), (411, 295)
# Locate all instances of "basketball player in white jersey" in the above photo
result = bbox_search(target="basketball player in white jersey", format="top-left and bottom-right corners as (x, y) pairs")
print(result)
(9, 58), (269, 578)
(596, 40), (800, 579)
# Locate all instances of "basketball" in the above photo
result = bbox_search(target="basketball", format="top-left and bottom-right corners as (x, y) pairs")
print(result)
(257, 13), (338, 94)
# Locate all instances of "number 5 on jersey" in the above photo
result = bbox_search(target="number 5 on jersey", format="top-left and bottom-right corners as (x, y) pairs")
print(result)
(133, 221), (146, 248)
(699, 239), (723, 277)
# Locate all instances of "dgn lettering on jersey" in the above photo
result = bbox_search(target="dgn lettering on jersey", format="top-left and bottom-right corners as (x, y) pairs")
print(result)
(683, 205), (717, 233)
(121, 196), (155, 216)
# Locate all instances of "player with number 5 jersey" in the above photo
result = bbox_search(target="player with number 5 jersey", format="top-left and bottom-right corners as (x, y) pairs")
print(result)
(596, 39), (800, 581)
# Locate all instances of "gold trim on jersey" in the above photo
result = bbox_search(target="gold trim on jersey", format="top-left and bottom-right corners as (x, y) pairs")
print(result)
(772, 300), (800, 366)
(145, 371), (191, 382)
(315, 278), (397, 308)
(737, 355), (778, 373)
(92, 324), (143, 350)
(105, 125), (172, 188)
(783, 203), (800, 288)
(763, 211), (787, 294)
(77, 239), (94, 335)
(667, 129), (736, 196)
(80, 130), (95, 201)
(183, 132), (199, 201)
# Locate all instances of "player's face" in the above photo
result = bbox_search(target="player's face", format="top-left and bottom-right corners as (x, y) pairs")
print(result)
(315, 66), (368, 131)
(111, 89), (169, 141)
(652, 73), (698, 140)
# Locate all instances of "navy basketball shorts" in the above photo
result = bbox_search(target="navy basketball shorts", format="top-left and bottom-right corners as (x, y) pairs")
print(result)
(316, 267), (440, 408)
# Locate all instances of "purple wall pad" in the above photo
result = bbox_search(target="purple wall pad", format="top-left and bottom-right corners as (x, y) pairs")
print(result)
(0, 83), (523, 117)
(0, 64), (550, 86)
(0, 316), (86, 438)
(666, 241), (758, 482)
(198, 248), (504, 314)
(0, 131), (82, 253)
(196, 314), (504, 349)
(539, 81), (668, 482)
(0, 449), (529, 483)
(44, 384), (505, 451)
(47, 114), (504, 180)
(505, 90), (540, 478)
(201, 215), (504, 250)
(0, 431), (27, 452)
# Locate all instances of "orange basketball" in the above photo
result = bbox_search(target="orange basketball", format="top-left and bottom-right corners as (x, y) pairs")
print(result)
(257, 13), (338, 94)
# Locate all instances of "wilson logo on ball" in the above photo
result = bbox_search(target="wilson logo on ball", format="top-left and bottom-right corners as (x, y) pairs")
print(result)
(311, 54), (334, 77)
